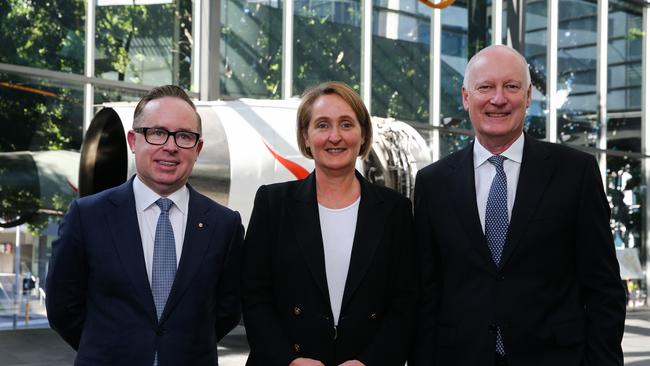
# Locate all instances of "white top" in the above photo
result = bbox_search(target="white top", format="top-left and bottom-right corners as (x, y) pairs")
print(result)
(473, 133), (524, 233)
(318, 197), (361, 326)
(133, 176), (189, 284)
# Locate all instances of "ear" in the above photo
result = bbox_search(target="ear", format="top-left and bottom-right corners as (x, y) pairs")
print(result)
(127, 130), (137, 153)
(195, 138), (204, 159)
(525, 84), (532, 108)
(461, 86), (470, 111)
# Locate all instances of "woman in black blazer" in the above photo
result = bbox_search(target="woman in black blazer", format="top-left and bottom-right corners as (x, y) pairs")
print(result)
(242, 81), (417, 366)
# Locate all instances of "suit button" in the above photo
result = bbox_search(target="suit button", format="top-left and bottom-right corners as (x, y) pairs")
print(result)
(294, 343), (301, 352)
(369, 313), (377, 320)
(156, 328), (165, 336)
(293, 306), (302, 316)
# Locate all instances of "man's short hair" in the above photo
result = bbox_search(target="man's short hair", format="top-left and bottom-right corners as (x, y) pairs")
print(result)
(133, 85), (202, 135)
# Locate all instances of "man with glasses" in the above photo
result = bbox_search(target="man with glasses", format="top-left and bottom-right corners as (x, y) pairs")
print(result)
(46, 85), (244, 365)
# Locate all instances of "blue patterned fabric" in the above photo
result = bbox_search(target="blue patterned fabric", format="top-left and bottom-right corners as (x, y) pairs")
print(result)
(152, 198), (177, 366)
(485, 155), (508, 356)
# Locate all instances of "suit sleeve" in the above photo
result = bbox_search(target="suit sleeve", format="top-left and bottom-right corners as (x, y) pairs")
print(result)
(408, 171), (439, 366)
(576, 157), (626, 365)
(215, 212), (244, 341)
(45, 200), (87, 350)
(242, 186), (296, 366)
(357, 196), (418, 366)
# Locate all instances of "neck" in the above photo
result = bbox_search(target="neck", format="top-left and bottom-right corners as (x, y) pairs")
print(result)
(315, 168), (360, 209)
(477, 133), (521, 155)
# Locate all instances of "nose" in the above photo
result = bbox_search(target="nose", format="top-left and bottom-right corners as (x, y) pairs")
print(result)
(328, 126), (342, 143)
(490, 87), (507, 106)
(162, 135), (179, 151)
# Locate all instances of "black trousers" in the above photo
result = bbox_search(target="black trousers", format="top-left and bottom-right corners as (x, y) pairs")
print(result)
(495, 353), (508, 366)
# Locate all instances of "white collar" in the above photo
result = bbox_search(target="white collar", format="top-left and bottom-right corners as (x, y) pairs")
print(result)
(473, 132), (525, 169)
(133, 175), (189, 214)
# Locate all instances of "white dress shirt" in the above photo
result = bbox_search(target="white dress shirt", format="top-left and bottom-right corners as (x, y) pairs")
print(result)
(318, 197), (360, 326)
(474, 133), (524, 233)
(133, 176), (189, 284)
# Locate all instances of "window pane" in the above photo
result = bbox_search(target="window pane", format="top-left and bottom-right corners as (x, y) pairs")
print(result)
(607, 3), (642, 119)
(293, 0), (361, 95)
(607, 154), (646, 303)
(95, 1), (193, 89)
(221, 0), (283, 98)
(557, 0), (598, 147)
(0, 74), (83, 329)
(371, 1), (430, 123)
(524, 0), (547, 139)
(0, 0), (85, 74)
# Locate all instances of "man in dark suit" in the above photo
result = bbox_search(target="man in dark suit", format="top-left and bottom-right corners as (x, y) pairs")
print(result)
(410, 45), (626, 366)
(46, 85), (243, 365)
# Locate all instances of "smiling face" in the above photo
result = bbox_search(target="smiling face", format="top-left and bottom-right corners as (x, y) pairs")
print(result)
(462, 46), (531, 153)
(303, 94), (364, 176)
(127, 96), (203, 196)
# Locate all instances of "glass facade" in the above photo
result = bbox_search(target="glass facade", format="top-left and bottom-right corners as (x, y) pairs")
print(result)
(293, 0), (362, 95)
(0, 0), (649, 332)
(220, 0), (283, 98)
(372, 0), (430, 123)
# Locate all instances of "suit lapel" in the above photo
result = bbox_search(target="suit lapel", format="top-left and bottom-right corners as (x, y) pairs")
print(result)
(106, 178), (157, 323)
(449, 144), (495, 266)
(160, 185), (212, 322)
(500, 135), (554, 269)
(341, 173), (385, 310)
(291, 173), (331, 304)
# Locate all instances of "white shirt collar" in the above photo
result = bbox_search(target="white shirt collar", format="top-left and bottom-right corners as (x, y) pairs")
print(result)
(473, 132), (525, 169)
(133, 175), (189, 214)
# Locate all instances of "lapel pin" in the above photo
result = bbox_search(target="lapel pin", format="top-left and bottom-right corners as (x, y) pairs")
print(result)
(198, 222), (204, 228)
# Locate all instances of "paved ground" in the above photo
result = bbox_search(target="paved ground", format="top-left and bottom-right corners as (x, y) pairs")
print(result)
(0, 309), (648, 366)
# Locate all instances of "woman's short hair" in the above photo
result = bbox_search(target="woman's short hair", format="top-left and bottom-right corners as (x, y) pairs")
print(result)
(296, 81), (373, 159)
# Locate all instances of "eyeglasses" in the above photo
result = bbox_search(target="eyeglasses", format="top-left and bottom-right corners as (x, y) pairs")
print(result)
(133, 127), (201, 149)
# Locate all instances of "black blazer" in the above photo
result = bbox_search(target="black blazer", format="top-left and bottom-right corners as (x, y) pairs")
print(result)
(242, 171), (417, 366)
(410, 135), (626, 366)
(46, 178), (244, 366)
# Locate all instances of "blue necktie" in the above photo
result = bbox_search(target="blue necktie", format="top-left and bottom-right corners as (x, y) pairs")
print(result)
(485, 155), (508, 356)
(152, 198), (176, 366)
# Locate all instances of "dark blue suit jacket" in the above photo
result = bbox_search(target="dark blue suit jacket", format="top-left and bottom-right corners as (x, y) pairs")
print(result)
(46, 178), (243, 366)
(410, 135), (626, 366)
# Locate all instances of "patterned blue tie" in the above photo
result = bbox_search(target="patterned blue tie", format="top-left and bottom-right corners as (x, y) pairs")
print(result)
(485, 155), (508, 356)
(152, 198), (176, 366)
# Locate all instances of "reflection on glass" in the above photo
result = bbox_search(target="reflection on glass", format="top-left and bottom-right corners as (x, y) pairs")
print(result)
(95, 1), (193, 89)
(94, 87), (146, 105)
(440, 1), (470, 145)
(293, 0), (361, 96)
(0, 74), (83, 330)
(606, 155), (645, 280)
(524, 0), (547, 139)
(371, 0), (430, 123)
(0, 0), (85, 74)
(606, 2), (642, 157)
(556, 0), (598, 147)
(440, 131), (473, 157)
(221, 0), (283, 98)
(0, 73), (82, 229)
